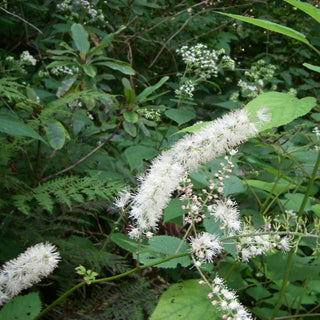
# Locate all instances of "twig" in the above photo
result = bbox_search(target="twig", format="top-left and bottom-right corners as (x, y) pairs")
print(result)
(40, 123), (121, 183)
(0, 6), (43, 34)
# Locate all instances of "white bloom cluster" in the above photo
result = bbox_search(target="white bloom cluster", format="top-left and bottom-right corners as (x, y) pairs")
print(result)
(0, 243), (60, 306)
(127, 109), (258, 238)
(190, 232), (223, 263)
(20, 51), (37, 66)
(207, 276), (253, 320)
(237, 232), (291, 262)
(51, 66), (75, 76)
(208, 198), (241, 232)
(57, 0), (105, 22)
(233, 60), (276, 100)
(175, 80), (195, 98)
(177, 44), (235, 80)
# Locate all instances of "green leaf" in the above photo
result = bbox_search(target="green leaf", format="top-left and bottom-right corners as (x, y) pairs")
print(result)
(303, 63), (320, 73)
(165, 109), (196, 126)
(71, 23), (90, 55)
(56, 75), (77, 97)
(150, 279), (221, 320)
(311, 204), (320, 218)
(0, 113), (45, 142)
(280, 193), (311, 212)
(83, 65), (97, 77)
(245, 179), (295, 195)
(0, 292), (41, 320)
(45, 120), (68, 149)
(216, 12), (310, 46)
(163, 198), (187, 224)
(110, 233), (142, 252)
(136, 76), (169, 103)
(284, 0), (320, 24)
(100, 25), (126, 45)
(123, 111), (139, 123)
(124, 88), (136, 104)
(123, 120), (137, 137)
(137, 235), (191, 268)
(244, 92), (316, 132)
(124, 145), (158, 170)
(97, 60), (135, 75)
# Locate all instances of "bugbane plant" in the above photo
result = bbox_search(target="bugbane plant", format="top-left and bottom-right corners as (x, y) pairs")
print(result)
(0, 243), (60, 306)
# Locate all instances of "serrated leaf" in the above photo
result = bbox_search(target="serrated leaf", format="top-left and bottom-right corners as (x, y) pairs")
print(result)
(150, 280), (221, 320)
(124, 145), (158, 170)
(137, 235), (191, 268)
(246, 179), (295, 195)
(0, 113), (45, 142)
(165, 109), (196, 126)
(71, 23), (90, 55)
(0, 293), (41, 320)
(45, 120), (68, 149)
(244, 92), (316, 132)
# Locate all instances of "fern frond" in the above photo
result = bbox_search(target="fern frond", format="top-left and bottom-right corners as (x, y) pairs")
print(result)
(0, 78), (26, 101)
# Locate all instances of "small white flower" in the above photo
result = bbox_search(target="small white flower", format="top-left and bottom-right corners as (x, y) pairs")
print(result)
(256, 107), (272, 123)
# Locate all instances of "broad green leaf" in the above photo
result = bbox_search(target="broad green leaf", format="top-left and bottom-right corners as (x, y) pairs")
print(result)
(245, 179), (295, 195)
(110, 233), (142, 252)
(244, 92), (316, 132)
(222, 175), (246, 195)
(137, 235), (191, 268)
(150, 279), (221, 320)
(217, 12), (310, 46)
(284, 0), (320, 24)
(124, 88), (136, 104)
(124, 145), (158, 170)
(303, 63), (320, 73)
(122, 78), (132, 89)
(177, 121), (210, 134)
(0, 113), (45, 142)
(100, 25), (126, 45)
(123, 111), (139, 123)
(280, 193), (311, 212)
(96, 60), (135, 75)
(311, 204), (320, 218)
(123, 120), (137, 137)
(165, 109), (196, 126)
(45, 120), (68, 149)
(0, 292), (41, 320)
(83, 65), (96, 77)
(163, 198), (187, 224)
(71, 23), (90, 55)
(56, 75), (77, 97)
(136, 76), (169, 103)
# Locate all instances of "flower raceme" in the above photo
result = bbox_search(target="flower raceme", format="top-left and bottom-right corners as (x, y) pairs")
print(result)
(0, 243), (60, 306)
(126, 109), (259, 239)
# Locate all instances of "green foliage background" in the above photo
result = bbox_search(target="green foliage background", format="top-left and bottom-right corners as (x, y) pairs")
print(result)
(0, 0), (319, 319)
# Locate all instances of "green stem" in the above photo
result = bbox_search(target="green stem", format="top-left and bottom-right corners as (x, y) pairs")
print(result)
(269, 150), (320, 320)
(33, 251), (189, 320)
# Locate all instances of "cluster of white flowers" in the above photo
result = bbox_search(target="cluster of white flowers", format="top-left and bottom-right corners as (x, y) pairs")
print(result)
(204, 276), (253, 320)
(190, 232), (223, 264)
(313, 126), (320, 137)
(208, 198), (241, 232)
(57, 0), (105, 22)
(51, 66), (75, 76)
(236, 231), (291, 262)
(177, 44), (235, 80)
(175, 80), (195, 98)
(20, 51), (37, 66)
(231, 60), (276, 101)
(126, 109), (259, 238)
(0, 243), (60, 306)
